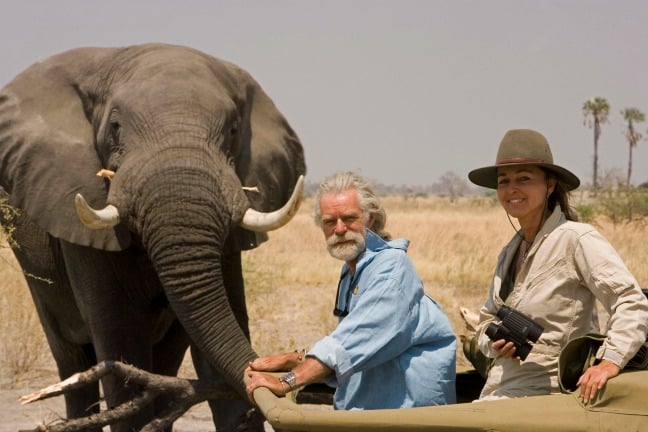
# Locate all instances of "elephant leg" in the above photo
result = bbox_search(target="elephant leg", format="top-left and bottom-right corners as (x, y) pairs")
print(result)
(152, 317), (190, 431)
(153, 318), (189, 376)
(59, 241), (162, 432)
(193, 251), (264, 432)
(191, 345), (265, 432)
(9, 217), (102, 431)
(29, 284), (102, 426)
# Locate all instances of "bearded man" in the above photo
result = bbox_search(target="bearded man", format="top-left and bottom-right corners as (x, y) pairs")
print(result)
(246, 171), (456, 409)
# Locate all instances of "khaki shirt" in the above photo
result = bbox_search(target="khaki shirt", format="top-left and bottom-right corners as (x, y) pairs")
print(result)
(476, 206), (648, 399)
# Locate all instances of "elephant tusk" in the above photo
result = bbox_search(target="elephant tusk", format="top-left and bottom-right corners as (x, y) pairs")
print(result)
(96, 169), (116, 180)
(241, 186), (260, 193)
(75, 194), (120, 229)
(240, 175), (304, 232)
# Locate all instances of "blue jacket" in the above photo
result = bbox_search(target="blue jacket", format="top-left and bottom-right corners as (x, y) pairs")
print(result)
(308, 229), (456, 410)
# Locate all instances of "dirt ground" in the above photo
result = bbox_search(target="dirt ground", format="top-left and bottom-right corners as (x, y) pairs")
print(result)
(3, 387), (213, 432)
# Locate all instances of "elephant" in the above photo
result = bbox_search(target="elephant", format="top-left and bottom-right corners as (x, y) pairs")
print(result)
(0, 43), (305, 432)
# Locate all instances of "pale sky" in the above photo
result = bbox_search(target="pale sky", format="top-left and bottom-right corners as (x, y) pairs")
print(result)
(2, 0), (647, 187)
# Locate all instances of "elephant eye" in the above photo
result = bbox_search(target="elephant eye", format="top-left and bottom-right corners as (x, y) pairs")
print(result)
(227, 125), (239, 159)
(109, 121), (121, 145)
(229, 126), (239, 148)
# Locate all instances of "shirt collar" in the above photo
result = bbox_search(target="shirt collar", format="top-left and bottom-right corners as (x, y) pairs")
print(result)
(341, 229), (410, 277)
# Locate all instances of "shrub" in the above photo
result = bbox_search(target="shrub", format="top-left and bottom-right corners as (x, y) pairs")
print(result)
(0, 192), (19, 248)
(596, 187), (648, 225)
(574, 204), (597, 223)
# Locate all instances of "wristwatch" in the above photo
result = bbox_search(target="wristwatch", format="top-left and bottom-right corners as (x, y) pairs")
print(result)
(279, 371), (297, 391)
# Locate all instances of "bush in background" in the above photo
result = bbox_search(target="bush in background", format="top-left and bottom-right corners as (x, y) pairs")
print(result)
(575, 187), (648, 225)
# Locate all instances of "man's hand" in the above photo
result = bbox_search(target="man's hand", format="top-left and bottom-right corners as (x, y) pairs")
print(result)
(248, 351), (301, 372)
(245, 356), (333, 405)
(245, 370), (288, 404)
(576, 359), (620, 404)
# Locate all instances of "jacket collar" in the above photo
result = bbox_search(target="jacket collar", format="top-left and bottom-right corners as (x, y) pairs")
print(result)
(340, 229), (409, 278)
(502, 205), (566, 274)
(520, 205), (566, 253)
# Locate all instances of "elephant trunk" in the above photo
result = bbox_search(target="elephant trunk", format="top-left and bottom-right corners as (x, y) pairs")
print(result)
(133, 163), (256, 392)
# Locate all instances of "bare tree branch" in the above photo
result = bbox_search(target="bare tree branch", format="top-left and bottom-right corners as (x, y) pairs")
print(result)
(19, 361), (235, 432)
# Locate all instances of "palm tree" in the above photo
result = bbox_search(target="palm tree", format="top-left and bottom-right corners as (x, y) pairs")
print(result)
(620, 107), (645, 187)
(582, 97), (610, 188)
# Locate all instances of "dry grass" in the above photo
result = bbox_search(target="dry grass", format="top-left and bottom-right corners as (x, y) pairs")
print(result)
(2, 195), (648, 381)
(0, 248), (51, 386)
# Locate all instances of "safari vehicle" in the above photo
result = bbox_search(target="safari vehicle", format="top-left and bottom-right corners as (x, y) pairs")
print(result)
(18, 337), (648, 431)
(247, 340), (648, 432)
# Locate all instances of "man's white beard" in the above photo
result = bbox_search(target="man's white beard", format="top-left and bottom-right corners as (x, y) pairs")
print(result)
(327, 231), (365, 262)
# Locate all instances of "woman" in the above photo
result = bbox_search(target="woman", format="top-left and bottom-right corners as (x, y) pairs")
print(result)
(467, 129), (648, 404)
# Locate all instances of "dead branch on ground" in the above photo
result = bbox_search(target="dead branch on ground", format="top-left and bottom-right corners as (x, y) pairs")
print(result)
(19, 360), (237, 432)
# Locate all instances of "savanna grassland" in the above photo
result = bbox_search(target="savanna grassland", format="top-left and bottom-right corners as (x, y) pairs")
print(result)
(2, 194), (648, 386)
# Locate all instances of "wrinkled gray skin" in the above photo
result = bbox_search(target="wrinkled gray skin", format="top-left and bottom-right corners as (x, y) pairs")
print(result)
(0, 43), (305, 432)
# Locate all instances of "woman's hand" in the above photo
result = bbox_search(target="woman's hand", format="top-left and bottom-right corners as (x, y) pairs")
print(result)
(491, 339), (520, 360)
(245, 371), (288, 404)
(576, 360), (621, 404)
(247, 350), (303, 372)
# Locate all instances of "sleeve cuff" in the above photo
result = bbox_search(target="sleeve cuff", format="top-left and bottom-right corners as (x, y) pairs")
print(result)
(308, 335), (355, 380)
(596, 344), (625, 368)
(477, 331), (498, 358)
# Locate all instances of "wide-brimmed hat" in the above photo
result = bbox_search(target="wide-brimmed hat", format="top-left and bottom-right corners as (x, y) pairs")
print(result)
(468, 129), (580, 191)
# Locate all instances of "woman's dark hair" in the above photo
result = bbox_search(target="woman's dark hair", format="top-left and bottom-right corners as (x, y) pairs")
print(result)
(545, 170), (579, 222)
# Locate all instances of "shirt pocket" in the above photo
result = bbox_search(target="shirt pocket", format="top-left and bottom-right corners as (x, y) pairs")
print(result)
(519, 256), (571, 302)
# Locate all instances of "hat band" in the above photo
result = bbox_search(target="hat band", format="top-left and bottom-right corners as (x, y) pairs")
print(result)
(496, 157), (547, 165)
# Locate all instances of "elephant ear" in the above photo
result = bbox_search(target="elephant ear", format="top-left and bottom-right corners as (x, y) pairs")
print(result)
(0, 50), (130, 251)
(226, 64), (307, 251)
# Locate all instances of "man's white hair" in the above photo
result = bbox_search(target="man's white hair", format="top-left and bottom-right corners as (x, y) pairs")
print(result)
(312, 171), (390, 240)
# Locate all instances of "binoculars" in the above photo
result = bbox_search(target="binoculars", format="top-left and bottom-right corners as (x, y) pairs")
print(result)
(486, 305), (544, 361)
